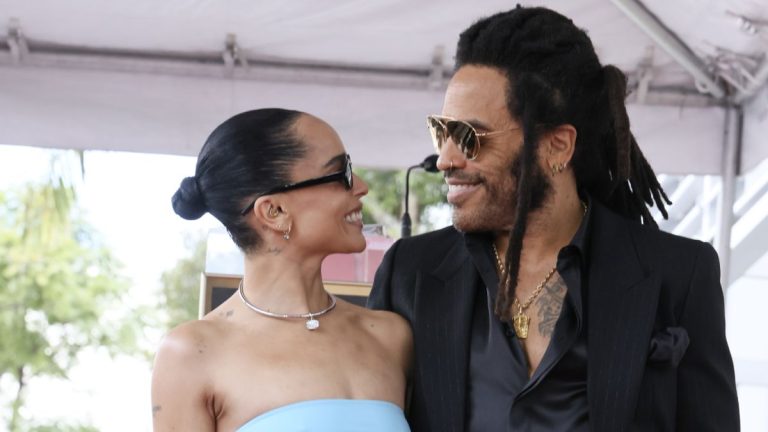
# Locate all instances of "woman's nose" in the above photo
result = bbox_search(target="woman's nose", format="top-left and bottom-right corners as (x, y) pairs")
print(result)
(352, 173), (369, 197)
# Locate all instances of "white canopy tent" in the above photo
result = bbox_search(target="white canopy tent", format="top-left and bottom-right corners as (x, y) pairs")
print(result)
(1, 0), (767, 394)
(3, 0), (765, 274)
(1, 0), (766, 172)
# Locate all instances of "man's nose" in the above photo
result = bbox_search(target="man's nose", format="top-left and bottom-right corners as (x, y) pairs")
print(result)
(436, 138), (467, 171)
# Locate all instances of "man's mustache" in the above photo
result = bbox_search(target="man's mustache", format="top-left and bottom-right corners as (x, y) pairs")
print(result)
(444, 171), (484, 184)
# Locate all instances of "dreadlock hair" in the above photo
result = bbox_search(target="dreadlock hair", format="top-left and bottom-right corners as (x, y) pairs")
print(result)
(455, 6), (671, 320)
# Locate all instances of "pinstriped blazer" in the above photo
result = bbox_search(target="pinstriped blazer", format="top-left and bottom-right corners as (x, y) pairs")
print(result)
(368, 201), (739, 432)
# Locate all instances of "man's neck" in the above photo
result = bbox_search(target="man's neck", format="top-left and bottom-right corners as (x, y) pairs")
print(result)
(494, 187), (584, 264)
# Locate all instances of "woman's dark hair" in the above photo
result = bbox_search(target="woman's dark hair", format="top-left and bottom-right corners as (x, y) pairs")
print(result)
(172, 108), (305, 253)
(455, 6), (671, 320)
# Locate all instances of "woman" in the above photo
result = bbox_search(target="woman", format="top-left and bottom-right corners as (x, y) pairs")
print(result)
(152, 108), (412, 431)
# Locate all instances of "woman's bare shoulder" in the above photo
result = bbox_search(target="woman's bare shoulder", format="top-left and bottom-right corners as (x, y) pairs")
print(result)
(151, 320), (223, 429)
(341, 302), (412, 352)
(154, 319), (226, 367)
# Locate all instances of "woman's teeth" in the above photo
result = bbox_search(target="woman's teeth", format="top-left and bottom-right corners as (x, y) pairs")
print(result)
(344, 211), (362, 223)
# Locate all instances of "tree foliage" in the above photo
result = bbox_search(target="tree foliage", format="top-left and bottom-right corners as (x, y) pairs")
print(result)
(357, 167), (447, 236)
(0, 172), (138, 430)
(159, 234), (206, 329)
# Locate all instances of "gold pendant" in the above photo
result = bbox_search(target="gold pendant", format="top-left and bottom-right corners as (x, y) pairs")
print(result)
(512, 310), (530, 339)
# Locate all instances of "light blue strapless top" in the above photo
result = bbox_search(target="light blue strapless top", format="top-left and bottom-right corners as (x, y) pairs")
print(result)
(236, 399), (411, 432)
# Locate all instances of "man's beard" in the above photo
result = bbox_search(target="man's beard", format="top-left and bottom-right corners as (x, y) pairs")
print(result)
(451, 153), (552, 233)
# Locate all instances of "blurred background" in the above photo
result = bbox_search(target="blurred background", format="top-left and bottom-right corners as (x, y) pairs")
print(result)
(0, 0), (767, 430)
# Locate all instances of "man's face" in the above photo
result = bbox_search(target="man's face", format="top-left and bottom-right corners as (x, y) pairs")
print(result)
(438, 65), (550, 232)
(439, 65), (519, 232)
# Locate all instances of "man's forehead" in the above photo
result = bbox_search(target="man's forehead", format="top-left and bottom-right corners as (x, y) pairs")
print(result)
(441, 66), (510, 121)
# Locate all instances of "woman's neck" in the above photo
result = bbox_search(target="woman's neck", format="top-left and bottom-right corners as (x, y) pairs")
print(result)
(241, 252), (329, 314)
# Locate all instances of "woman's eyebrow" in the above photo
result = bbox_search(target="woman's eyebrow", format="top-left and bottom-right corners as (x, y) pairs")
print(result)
(324, 153), (348, 169)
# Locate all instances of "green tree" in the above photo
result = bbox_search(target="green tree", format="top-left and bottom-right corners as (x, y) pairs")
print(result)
(0, 155), (139, 431)
(159, 234), (207, 329)
(357, 167), (447, 236)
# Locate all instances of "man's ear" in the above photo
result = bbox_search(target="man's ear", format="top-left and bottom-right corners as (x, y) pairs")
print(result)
(541, 124), (577, 172)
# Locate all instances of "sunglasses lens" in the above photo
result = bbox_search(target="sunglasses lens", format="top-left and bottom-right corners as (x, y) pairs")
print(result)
(446, 121), (478, 159)
(427, 116), (479, 159)
(345, 157), (353, 190)
(427, 117), (446, 152)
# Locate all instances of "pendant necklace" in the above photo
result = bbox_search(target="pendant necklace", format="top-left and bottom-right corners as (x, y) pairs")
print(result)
(237, 280), (336, 331)
(492, 244), (556, 339)
(492, 201), (587, 339)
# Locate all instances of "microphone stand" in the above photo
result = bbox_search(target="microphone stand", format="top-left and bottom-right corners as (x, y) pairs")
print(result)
(401, 155), (440, 238)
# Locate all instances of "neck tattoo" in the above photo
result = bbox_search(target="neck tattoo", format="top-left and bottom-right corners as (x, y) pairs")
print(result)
(492, 200), (587, 339)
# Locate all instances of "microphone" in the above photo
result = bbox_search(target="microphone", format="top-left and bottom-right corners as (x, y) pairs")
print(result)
(420, 154), (440, 173)
(402, 154), (441, 238)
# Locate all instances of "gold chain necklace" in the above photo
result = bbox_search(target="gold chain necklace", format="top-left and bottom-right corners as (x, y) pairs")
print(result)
(492, 244), (556, 339)
(492, 201), (587, 339)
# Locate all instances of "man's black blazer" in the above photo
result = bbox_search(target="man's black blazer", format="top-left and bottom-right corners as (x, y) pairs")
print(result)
(368, 201), (739, 432)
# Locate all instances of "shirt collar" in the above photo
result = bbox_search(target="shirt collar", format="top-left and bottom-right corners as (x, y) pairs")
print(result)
(567, 192), (593, 260)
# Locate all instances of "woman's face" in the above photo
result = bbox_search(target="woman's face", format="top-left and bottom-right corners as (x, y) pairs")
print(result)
(282, 114), (369, 255)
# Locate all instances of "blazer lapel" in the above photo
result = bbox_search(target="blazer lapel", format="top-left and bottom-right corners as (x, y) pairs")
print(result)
(413, 236), (477, 432)
(587, 204), (661, 432)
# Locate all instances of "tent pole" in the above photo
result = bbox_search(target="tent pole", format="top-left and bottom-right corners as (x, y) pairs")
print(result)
(716, 104), (742, 293)
(609, 0), (726, 99)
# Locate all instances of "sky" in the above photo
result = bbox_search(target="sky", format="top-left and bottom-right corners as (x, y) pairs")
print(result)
(1, 144), (767, 431)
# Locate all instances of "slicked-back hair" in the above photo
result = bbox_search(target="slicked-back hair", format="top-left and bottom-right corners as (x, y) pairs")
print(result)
(172, 108), (305, 253)
(455, 6), (670, 320)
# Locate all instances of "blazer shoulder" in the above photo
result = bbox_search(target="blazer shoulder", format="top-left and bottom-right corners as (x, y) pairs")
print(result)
(593, 203), (717, 279)
(625, 218), (719, 286)
(404, 225), (461, 244)
(388, 225), (462, 259)
(629, 220), (713, 257)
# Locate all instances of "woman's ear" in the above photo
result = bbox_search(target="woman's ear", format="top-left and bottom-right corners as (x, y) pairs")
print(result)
(251, 196), (290, 236)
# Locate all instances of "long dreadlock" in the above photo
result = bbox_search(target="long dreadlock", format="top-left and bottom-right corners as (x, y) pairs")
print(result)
(455, 7), (671, 320)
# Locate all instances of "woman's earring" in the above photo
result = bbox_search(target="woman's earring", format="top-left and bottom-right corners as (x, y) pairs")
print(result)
(283, 223), (292, 241)
(268, 205), (279, 218)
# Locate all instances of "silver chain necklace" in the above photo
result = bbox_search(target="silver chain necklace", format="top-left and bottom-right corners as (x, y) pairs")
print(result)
(237, 280), (337, 331)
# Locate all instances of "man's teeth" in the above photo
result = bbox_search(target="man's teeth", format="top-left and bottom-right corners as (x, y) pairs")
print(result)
(448, 184), (476, 191)
(345, 211), (363, 223)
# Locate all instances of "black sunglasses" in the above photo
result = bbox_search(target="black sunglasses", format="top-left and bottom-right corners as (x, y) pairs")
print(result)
(239, 154), (354, 215)
(427, 115), (521, 161)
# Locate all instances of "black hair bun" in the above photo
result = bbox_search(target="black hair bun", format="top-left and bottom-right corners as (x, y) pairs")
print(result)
(172, 176), (207, 220)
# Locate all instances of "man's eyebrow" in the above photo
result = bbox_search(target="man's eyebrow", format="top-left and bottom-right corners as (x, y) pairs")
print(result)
(323, 153), (347, 169)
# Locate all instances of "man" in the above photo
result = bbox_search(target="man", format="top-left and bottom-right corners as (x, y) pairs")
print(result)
(368, 6), (739, 432)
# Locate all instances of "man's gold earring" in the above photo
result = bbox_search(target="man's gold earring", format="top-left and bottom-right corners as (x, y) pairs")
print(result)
(551, 162), (566, 176)
(268, 205), (279, 218)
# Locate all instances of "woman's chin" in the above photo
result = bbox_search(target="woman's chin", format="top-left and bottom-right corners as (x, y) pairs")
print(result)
(350, 236), (367, 253)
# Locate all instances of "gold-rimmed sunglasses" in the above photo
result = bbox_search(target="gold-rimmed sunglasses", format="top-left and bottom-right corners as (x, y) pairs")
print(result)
(426, 115), (521, 160)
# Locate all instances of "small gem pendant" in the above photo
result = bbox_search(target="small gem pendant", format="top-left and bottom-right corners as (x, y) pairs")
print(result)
(305, 318), (320, 331)
(512, 311), (530, 339)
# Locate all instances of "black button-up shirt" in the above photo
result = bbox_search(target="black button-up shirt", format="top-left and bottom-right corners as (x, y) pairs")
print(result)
(465, 199), (592, 431)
